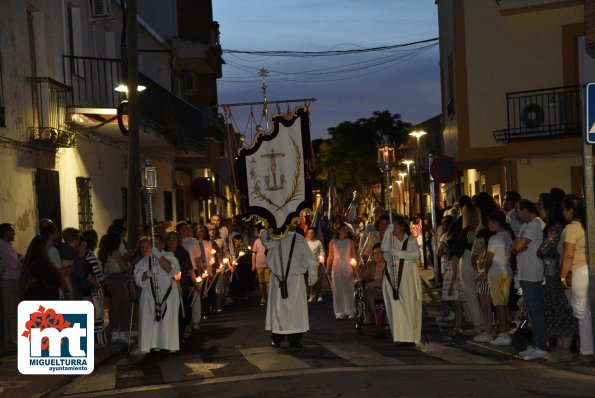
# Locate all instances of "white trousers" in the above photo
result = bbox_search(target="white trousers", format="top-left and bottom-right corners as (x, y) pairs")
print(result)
(571, 266), (593, 355)
(460, 252), (482, 327)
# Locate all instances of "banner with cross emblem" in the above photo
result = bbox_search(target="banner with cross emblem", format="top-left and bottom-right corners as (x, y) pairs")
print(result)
(237, 106), (313, 238)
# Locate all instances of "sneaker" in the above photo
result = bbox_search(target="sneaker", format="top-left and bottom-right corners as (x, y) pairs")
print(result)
(443, 312), (455, 322)
(307, 297), (315, 303)
(260, 299), (266, 306)
(472, 333), (492, 343)
(490, 334), (512, 346)
(523, 348), (548, 361)
(518, 346), (535, 357)
(317, 296), (323, 302)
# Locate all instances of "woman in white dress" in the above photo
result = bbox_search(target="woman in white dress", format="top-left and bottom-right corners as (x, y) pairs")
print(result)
(326, 223), (357, 319)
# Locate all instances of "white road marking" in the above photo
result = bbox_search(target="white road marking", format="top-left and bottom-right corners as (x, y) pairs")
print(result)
(238, 347), (310, 372)
(421, 344), (499, 365)
(322, 342), (405, 365)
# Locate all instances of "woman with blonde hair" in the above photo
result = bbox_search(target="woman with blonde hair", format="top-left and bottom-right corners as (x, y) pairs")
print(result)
(559, 195), (593, 365)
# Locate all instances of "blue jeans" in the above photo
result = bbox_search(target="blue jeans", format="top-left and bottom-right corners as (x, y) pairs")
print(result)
(520, 280), (547, 351)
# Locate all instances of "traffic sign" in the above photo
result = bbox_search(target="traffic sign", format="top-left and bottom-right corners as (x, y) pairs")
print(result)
(587, 83), (595, 143)
(430, 155), (458, 184)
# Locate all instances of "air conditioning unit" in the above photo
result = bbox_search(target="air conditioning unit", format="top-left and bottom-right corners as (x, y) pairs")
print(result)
(90, 0), (112, 20)
(512, 93), (566, 134)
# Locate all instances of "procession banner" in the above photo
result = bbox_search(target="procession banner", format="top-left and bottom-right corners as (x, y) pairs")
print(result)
(237, 106), (313, 238)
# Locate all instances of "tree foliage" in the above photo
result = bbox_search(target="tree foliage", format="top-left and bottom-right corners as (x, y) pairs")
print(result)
(313, 110), (412, 202)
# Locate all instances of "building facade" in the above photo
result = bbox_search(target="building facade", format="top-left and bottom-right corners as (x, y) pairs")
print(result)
(437, 0), (594, 205)
(0, 0), (228, 252)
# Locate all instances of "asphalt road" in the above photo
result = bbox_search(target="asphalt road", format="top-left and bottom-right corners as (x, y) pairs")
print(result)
(47, 280), (595, 398)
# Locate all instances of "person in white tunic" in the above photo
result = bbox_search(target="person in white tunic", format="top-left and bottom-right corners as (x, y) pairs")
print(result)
(261, 228), (317, 348)
(381, 215), (422, 345)
(326, 224), (357, 319)
(134, 234), (181, 354)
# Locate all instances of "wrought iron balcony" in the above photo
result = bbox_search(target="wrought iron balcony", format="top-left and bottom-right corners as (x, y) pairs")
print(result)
(63, 55), (205, 153)
(28, 77), (76, 147)
(493, 85), (581, 143)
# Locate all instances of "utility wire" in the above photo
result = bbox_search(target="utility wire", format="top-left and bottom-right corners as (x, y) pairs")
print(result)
(223, 37), (438, 57)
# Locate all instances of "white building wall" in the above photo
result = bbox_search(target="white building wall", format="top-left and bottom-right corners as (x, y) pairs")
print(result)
(515, 155), (581, 200)
(464, 1), (583, 149)
(0, 146), (39, 253)
(436, 0), (459, 158)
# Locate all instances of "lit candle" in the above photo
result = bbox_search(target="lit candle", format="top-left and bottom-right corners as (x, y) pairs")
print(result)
(211, 249), (217, 255)
(195, 276), (202, 283)
(209, 257), (216, 265)
(349, 258), (357, 267)
(238, 251), (245, 257)
(223, 258), (229, 265)
(174, 271), (181, 281)
(247, 246), (251, 250)
(318, 255), (324, 263)
(202, 270), (208, 278)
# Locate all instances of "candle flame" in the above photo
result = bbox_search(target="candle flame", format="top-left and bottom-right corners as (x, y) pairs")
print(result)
(318, 255), (324, 263)
(349, 258), (357, 266)
(174, 271), (181, 281)
(209, 257), (216, 265)
(211, 249), (217, 255)
(195, 277), (202, 283)
(238, 251), (245, 257)
(202, 270), (208, 278)
(223, 258), (229, 265)
(247, 246), (251, 250)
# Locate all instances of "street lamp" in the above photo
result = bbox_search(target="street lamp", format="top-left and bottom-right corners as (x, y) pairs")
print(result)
(398, 171), (408, 217)
(409, 130), (428, 268)
(377, 140), (396, 223)
(401, 160), (414, 217)
(395, 179), (403, 215)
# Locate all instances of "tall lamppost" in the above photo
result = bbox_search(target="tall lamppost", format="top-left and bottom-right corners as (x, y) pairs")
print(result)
(401, 159), (414, 217)
(398, 171), (408, 217)
(377, 140), (396, 223)
(409, 130), (428, 268)
(396, 179), (403, 215)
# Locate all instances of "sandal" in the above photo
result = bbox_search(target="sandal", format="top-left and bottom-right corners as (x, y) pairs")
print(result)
(448, 328), (463, 337)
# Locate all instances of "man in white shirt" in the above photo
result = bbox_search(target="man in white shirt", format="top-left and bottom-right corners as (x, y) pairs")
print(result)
(512, 199), (546, 360)
(503, 191), (522, 238)
(177, 222), (203, 329)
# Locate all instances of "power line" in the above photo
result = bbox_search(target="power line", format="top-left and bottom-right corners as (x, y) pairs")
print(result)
(222, 37), (439, 57)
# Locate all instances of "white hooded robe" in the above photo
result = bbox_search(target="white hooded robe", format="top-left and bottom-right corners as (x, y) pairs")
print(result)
(381, 225), (422, 344)
(134, 251), (181, 353)
(262, 231), (317, 334)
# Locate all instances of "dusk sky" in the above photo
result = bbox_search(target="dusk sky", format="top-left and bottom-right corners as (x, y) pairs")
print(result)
(212, 1), (441, 141)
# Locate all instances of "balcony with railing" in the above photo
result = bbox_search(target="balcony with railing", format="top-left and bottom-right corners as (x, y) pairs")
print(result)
(28, 77), (76, 147)
(63, 55), (205, 154)
(492, 85), (581, 143)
